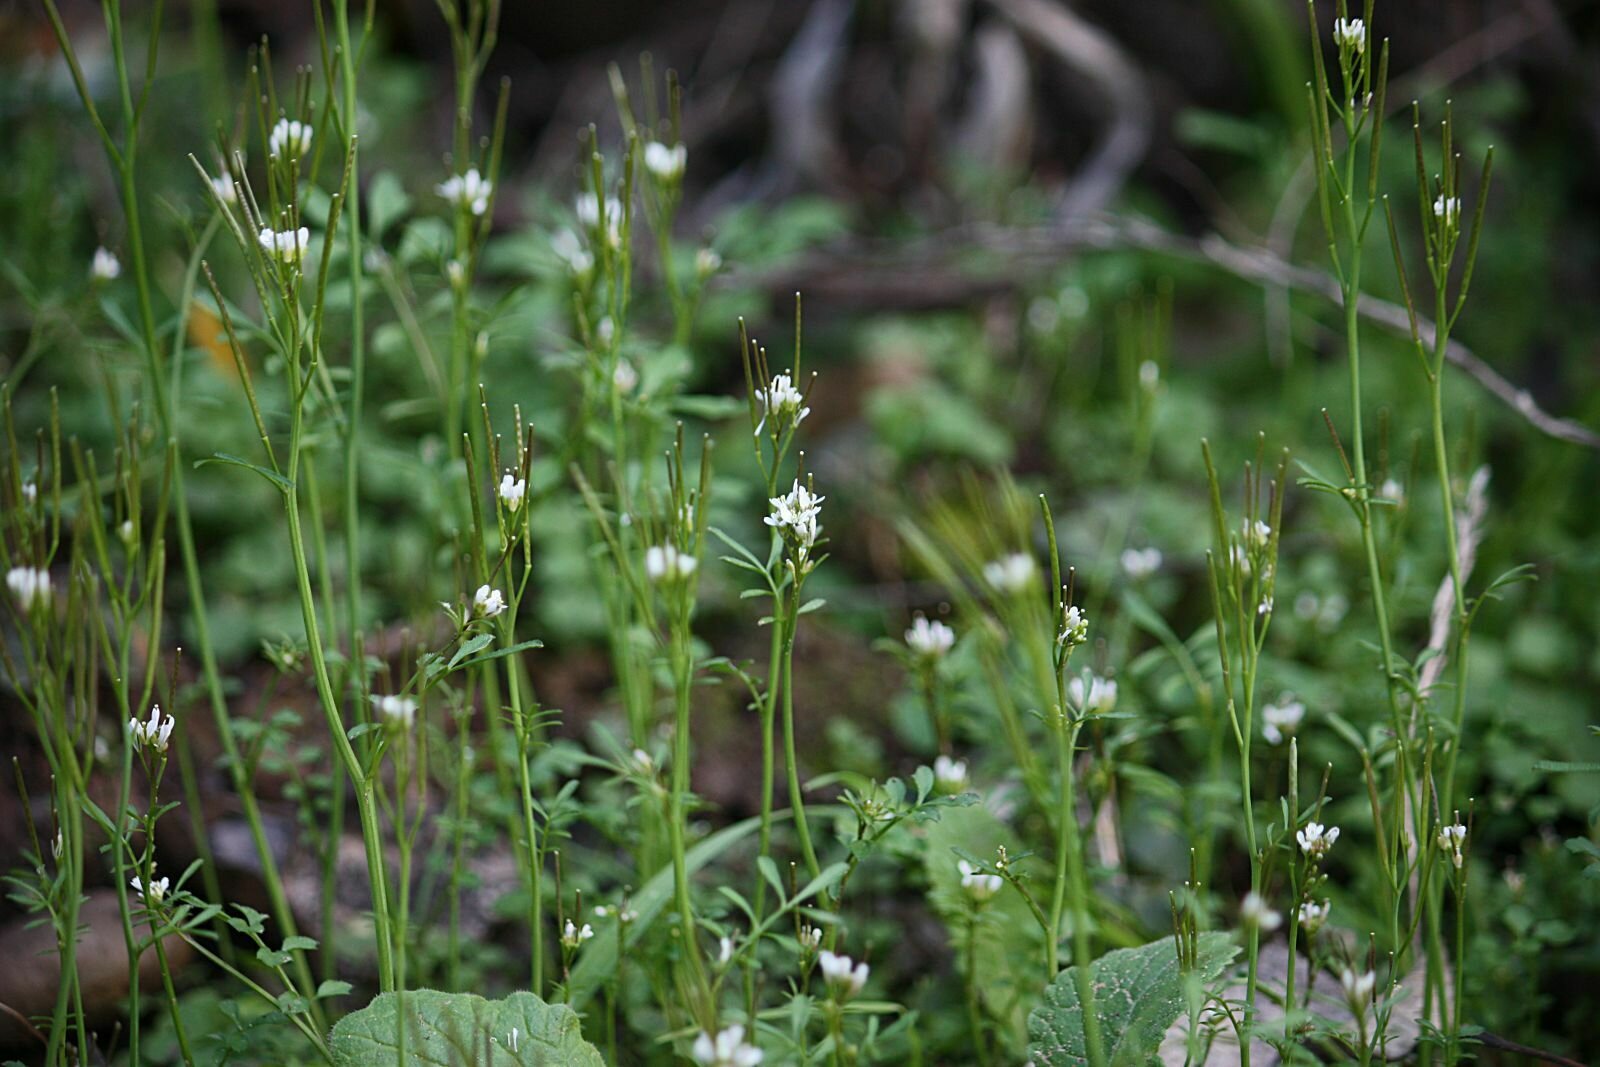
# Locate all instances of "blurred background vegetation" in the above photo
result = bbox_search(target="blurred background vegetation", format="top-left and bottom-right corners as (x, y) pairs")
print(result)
(2, 0), (1598, 1059)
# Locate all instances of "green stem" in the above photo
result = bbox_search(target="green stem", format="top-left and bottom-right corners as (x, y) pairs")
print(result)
(781, 588), (820, 880)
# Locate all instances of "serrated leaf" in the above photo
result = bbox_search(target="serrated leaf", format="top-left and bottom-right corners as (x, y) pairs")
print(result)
(329, 989), (604, 1066)
(1027, 933), (1237, 1066)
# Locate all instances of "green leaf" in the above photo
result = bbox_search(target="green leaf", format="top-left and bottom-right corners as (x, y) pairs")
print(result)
(281, 935), (319, 953)
(317, 979), (354, 999)
(1027, 933), (1237, 1066)
(447, 633), (495, 670)
(196, 453), (294, 494)
(451, 638), (543, 671)
(329, 989), (604, 1066)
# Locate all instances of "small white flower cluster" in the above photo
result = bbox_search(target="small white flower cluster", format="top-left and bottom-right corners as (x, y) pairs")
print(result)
(6, 566), (51, 610)
(983, 552), (1036, 594)
(576, 193), (623, 246)
(613, 359), (639, 393)
(755, 373), (809, 435)
(1297, 821), (1340, 859)
(798, 925), (823, 953)
(1243, 518), (1272, 550)
(1261, 695), (1306, 745)
(129, 704), (176, 754)
(258, 226), (311, 264)
(551, 229), (594, 279)
(372, 694), (418, 728)
(818, 950), (869, 1000)
(1340, 967), (1376, 1011)
(561, 919), (595, 949)
(643, 141), (687, 182)
(1298, 898), (1331, 934)
(1120, 546), (1162, 580)
(958, 860), (1002, 903)
(691, 1024), (763, 1067)
(437, 168), (493, 216)
(1436, 820), (1467, 869)
(1240, 891), (1282, 932)
(1378, 477), (1405, 507)
(91, 247), (121, 281)
(21, 481), (37, 504)
(696, 247), (722, 278)
(592, 902), (639, 924)
(718, 936), (735, 966)
(269, 118), (312, 160)
(209, 172), (238, 204)
(905, 614), (954, 659)
(1332, 17), (1367, 55)
(1068, 673), (1117, 716)
(498, 470), (527, 510)
(473, 584), (506, 618)
(933, 755), (968, 793)
(764, 481), (824, 561)
(1433, 196), (1461, 225)
(131, 871), (170, 904)
(645, 544), (698, 584)
(1057, 603), (1089, 649)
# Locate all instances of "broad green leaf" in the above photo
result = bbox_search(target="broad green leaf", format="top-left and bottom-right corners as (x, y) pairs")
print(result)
(329, 989), (603, 1066)
(1026, 933), (1237, 1066)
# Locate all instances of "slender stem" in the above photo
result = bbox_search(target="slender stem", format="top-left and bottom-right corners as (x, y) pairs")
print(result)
(781, 587), (820, 879)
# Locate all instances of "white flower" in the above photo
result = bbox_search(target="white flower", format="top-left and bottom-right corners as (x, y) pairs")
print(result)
(905, 614), (955, 658)
(691, 1024), (763, 1067)
(696, 247), (722, 278)
(209, 173), (237, 204)
(798, 925), (823, 953)
(1298, 899), (1331, 934)
(131, 873), (170, 904)
(632, 748), (655, 773)
(643, 141), (687, 182)
(1243, 518), (1272, 549)
(818, 950), (869, 999)
(258, 226), (311, 264)
(1378, 477), (1405, 506)
(1057, 604), (1089, 648)
(644, 544), (698, 584)
(1296, 821), (1340, 858)
(372, 694), (418, 728)
(268, 118), (312, 160)
(575, 192), (623, 235)
(128, 704), (176, 753)
(1433, 196), (1461, 225)
(764, 481), (825, 547)
(119, 520), (136, 544)
(718, 936), (735, 965)
(958, 860), (1002, 902)
(551, 229), (594, 278)
(6, 566), (51, 610)
(1437, 820), (1467, 868)
(1067, 673), (1117, 716)
(983, 552), (1036, 593)
(1240, 891), (1282, 932)
(446, 258), (467, 289)
(1262, 695), (1306, 744)
(51, 830), (64, 862)
(21, 481), (37, 504)
(561, 919), (595, 948)
(91, 247), (121, 281)
(1138, 360), (1161, 391)
(473, 584), (506, 618)
(498, 471), (527, 509)
(613, 359), (638, 393)
(933, 755), (968, 793)
(1332, 17), (1366, 54)
(755, 373), (809, 435)
(1120, 546), (1162, 580)
(437, 168), (493, 216)
(1340, 968), (1376, 1009)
